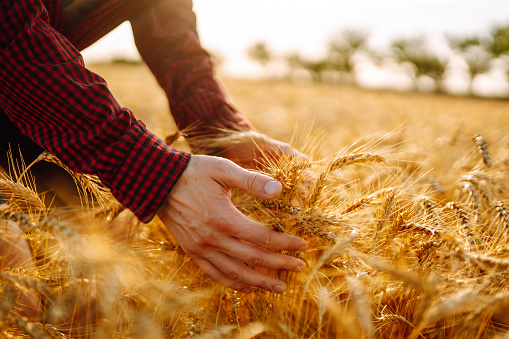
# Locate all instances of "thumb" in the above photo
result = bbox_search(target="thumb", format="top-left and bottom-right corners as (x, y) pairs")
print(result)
(221, 161), (282, 199)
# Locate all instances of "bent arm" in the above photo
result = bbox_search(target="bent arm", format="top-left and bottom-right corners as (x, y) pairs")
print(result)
(0, 0), (190, 222)
(130, 0), (255, 146)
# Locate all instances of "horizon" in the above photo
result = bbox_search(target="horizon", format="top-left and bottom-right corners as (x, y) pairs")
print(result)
(81, 1), (509, 96)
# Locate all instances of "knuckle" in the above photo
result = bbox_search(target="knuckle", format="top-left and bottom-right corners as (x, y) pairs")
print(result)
(216, 161), (232, 179)
(205, 212), (232, 233)
(258, 230), (273, 248)
(197, 232), (219, 248)
(248, 256), (265, 267)
(243, 172), (260, 193)
(203, 210), (217, 225)
(227, 269), (242, 282)
(215, 216), (233, 233)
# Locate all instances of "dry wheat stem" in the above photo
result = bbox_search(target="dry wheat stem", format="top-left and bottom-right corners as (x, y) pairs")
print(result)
(374, 189), (396, 252)
(0, 178), (45, 211)
(165, 131), (187, 146)
(296, 230), (358, 327)
(2, 114), (509, 338)
(28, 151), (112, 209)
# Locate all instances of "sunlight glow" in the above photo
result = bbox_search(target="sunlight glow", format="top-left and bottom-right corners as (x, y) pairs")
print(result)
(81, 0), (509, 93)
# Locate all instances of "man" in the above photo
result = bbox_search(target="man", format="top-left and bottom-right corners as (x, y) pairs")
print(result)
(0, 0), (307, 294)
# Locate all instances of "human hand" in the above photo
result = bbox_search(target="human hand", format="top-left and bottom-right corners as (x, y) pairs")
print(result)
(218, 134), (308, 170)
(157, 155), (307, 294)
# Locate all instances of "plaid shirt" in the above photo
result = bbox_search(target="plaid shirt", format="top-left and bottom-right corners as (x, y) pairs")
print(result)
(0, 0), (252, 222)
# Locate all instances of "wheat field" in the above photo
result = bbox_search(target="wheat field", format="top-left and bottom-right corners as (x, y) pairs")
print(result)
(1, 62), (509, 338)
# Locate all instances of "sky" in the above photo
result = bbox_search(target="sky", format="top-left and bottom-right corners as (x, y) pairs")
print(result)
(81, 0), (509, 94)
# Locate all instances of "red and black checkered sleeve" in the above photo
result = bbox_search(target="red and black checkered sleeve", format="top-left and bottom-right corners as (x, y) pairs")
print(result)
(0, 0), (190, 222)
(130, 0), (255, 146)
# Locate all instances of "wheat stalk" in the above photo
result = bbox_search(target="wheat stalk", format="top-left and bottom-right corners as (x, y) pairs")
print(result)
(21, 151), (112, 209)
(0, 178), (45, 211)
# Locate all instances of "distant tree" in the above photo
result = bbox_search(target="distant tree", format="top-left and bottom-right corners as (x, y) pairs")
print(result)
(284, 52), (303, 80)
(488, 24), (509, 57)
(463, 47), (493, 94)
(300, 59), (329, 83)
(327, 29), (369, 85)
(449, 36), (482, 52)
(285, 52), (302, 70)
(391, 37), (449, 93)
(111, 57), (143, 65)
(413, 55), (448, 93)
(487, 24), (509, 96)
(246, 41), (272, 68)
(449, 35), (493, 96)
(390, 38), (420, 89)
(284, 52), (329, 83)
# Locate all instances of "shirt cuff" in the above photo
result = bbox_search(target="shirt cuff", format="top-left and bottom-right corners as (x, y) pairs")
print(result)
(103, 120), (191, 223)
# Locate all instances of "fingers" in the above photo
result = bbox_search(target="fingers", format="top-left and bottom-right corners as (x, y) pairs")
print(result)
(197, 252), (291, 294)
(210, 160), (308, 252)
(189, 229), (305, 294)
(220, 237), (305, 272)
(217, 160), (282, 199)
(192, 257), (252, 293)
(226, 208), (308, 252)
(273, 141), (306, 159)
(160, 154), (309, 294)
(260, 139), (309, 162)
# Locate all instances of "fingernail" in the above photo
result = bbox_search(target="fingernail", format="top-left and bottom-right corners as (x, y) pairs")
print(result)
(294, 261), (306, 272)
(264, 180), (281, 196)
(273, 284), (286, 294)
(297, 239), (308, 251)
(241, 288), (252, 294)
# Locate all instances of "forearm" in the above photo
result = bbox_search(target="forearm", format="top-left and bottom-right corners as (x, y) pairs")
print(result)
(0, 0), (190, 222)
(130, 0), (255, 145)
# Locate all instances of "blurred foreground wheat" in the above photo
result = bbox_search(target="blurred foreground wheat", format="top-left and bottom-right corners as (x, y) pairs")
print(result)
(1, 127), (509, 338)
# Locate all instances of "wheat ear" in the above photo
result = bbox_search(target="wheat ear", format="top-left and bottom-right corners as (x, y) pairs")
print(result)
(473, 134), (492, 168)
(308, 153), (384, 208)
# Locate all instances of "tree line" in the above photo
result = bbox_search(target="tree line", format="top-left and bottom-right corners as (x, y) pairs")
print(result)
(245, 23), (509, 97)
